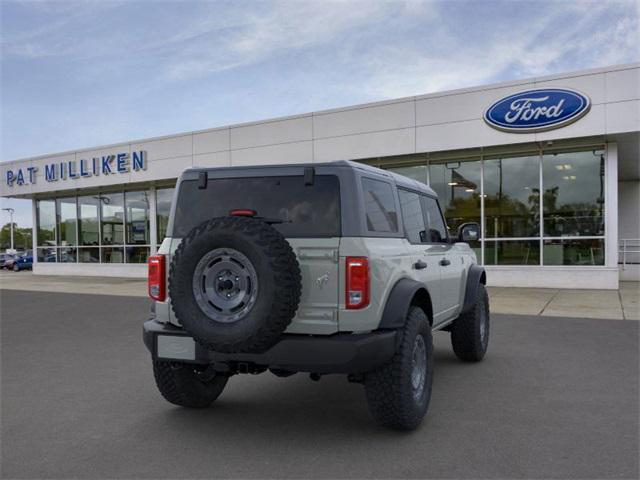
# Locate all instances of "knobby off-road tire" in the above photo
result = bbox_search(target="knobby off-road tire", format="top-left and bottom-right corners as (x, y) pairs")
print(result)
(153, 361), (228, 408)
(169, 216), (301, 354)
(450, 283), (490, 362)
(364, 307), (433, 430)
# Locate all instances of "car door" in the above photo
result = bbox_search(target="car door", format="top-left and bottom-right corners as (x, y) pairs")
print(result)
(397, 189), (444, 320)
(421, 195), (461, 322)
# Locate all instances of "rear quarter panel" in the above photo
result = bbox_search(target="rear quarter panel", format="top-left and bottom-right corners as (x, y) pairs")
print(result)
(337, 237), (414, 333)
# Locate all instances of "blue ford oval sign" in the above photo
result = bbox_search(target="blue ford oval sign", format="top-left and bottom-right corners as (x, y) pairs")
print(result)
(484, 88), (591, 133)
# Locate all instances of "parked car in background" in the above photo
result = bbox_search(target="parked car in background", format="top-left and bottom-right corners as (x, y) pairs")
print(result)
(12, 252), (33, 271)
(2, 253), (17, 270)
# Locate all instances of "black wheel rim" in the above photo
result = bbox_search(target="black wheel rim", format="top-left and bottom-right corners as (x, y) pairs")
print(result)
(192, 248), (259, 323)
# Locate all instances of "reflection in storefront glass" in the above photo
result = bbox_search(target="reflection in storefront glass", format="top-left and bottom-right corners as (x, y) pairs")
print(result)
(156, 187), (175, 241)
(429, 160), (482, 233)
(126, 246), (150, 263)
(484, 155), (540, 238)
(484, 240), (540, 265)
(101, 247), (124, 263)
(429, 160), (481, 256)
(78, 196), (100, 246)
(37, 200), (56, 246)
(542, 151), (605, 237)
(389, 165), (429, 186)
(58, 247), (77, 263)
(125, 191), (150, 245)
(78, 247), (99, 263)
(56, 197), (77, 246)
(100, 193), (124, 245)
(37, 246), (56, 262)
(543, 239), (604, 265)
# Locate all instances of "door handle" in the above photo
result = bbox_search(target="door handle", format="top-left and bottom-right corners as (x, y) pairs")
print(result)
(413, 260), (427, 270)
(439, 258), (451, 267)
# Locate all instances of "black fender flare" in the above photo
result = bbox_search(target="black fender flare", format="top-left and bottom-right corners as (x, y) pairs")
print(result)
(460, 264), (486, 314)
(378, 278), (433, 330)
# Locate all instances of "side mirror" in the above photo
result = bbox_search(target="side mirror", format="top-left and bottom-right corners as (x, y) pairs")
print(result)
(457, 222), (481, 243)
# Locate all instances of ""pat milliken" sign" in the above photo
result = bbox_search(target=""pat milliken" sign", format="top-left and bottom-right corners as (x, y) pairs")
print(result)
(5, 151), (147, 187)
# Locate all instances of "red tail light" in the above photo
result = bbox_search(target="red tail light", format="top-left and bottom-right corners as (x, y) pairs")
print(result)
(148, 255), (166, 301)
(229, 209), (257, 217)
(346, 257), (369, 309)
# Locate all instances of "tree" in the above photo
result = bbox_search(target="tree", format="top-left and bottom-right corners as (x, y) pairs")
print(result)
(0, 223), (32, 251)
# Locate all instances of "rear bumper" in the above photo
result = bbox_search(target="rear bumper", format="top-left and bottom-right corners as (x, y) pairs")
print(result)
(143, 319), (397, 374)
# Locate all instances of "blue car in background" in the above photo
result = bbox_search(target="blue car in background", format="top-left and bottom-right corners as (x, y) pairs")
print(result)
(13, 253), (33, 272)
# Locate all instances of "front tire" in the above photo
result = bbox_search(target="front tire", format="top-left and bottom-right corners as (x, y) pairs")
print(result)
(364, 307), (433, 430)
(450, 283), (490, 362)
(153, 361), (228, 408)
(13, 264), (19, 272)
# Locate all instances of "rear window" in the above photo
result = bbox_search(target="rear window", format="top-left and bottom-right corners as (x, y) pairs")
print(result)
(172, 175), (341, 238)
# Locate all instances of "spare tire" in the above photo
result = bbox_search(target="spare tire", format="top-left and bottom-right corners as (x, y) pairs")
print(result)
(169, 216), (301, 353)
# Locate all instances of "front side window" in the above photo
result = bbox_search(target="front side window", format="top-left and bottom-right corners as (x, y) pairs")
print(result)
(422, 196), (448, 243)
(398, 189), (426, 243)
(361, 177), (398, 233)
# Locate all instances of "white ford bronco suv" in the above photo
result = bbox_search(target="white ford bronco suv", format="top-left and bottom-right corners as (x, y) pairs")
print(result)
(143, 161), (489, 430)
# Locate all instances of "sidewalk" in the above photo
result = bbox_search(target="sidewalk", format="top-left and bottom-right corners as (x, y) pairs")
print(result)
(1, 271), (638, 320)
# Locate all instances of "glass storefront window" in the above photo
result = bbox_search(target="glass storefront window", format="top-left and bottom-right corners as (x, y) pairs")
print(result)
(126, 246), (150, 263)
(125, 191), (150, 245)
(156, 187), (175, 241)
(101, 247), (124, 263)
(484, 240), (540, 266)
(100, 193), (124, 245)
(389, 165), (428, 185)
(78, 247), (100, 263)
(36, 246), (57, 262)
(543, 239), (604, 266)
(37, 200), (56, 246)
(58, 247), (77, 263)
(56, 197), (77, 246)
(542, 150), (605, 237)
(429, 160), (481, 234)
(484, 155), (540, 238)
(78, 196), (100, 246)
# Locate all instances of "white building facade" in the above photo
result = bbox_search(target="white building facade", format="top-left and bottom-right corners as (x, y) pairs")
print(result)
(2, 63), (639, 289)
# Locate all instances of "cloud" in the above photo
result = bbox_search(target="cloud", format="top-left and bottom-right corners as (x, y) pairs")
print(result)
(349, 0), (640, 100)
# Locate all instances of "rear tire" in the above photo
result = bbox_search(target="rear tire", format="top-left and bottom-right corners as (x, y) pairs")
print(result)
(364, 306), (433, 430)
(450, 283), (490, 362)
(153, 361), (228, 408)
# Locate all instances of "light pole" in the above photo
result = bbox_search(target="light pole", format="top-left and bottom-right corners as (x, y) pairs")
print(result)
(2, 207), (15, 251)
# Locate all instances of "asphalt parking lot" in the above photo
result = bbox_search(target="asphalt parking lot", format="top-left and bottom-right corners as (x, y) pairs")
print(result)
(1, 289), (638, 479)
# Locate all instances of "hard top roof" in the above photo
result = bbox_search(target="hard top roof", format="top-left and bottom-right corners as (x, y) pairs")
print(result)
(185, 160), (436, 197)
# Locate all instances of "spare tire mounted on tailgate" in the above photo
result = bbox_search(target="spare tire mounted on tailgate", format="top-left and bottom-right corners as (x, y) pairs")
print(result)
(169, 216), (302, 353)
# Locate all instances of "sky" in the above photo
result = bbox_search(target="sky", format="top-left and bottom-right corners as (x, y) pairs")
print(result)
(1, 0), (639, 227)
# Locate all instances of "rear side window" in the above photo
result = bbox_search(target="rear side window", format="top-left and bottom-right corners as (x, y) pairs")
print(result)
(172, 175), (340, 238)
(361, 177), (398, 233)
(398, 189), (427, 243)
(421, 196), (448, 243)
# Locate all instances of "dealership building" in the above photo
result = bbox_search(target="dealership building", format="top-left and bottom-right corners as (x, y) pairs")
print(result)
(1, 63), (638, 289)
